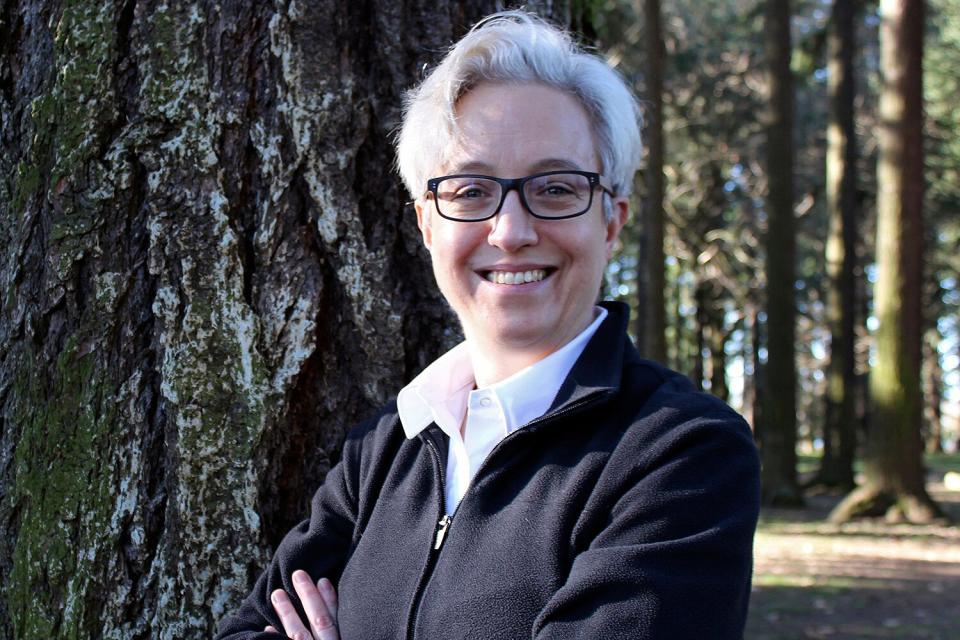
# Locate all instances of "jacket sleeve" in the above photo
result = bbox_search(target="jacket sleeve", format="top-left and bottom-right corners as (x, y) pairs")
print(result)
(214, 424), (366, 639)
(532, 403), (760, 639)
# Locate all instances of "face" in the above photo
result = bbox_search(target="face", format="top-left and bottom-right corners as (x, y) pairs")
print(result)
(415, 82), (628, 363)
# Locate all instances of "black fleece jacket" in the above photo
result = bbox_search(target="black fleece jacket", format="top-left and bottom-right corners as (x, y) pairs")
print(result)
(216, 302), (760, 639)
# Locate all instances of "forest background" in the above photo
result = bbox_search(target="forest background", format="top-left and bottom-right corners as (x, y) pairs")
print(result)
(0, 0), (957, 638)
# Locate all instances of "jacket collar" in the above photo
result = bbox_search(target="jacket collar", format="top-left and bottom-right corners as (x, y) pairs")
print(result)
(546, 300), (632, 414)
(398, 307), (612, 440)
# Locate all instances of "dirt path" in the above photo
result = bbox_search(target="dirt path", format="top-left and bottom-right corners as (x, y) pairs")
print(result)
(746, 484), (960, 639)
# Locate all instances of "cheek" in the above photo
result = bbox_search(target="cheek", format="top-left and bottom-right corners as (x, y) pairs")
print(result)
(428, 238), (469, 291)
(572, 238), (610, 288)
(434, 226), (483, 265)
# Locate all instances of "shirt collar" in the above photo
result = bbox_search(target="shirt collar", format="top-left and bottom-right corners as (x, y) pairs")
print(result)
(484, 307), (607, 434)
(397, 307), (608, 439)
(396, 341), (475, 439)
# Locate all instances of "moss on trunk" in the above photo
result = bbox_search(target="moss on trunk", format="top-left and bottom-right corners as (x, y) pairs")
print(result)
(0, 2), (594, 637)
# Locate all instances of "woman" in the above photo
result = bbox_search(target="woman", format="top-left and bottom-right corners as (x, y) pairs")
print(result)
(217, 11), (759, 640)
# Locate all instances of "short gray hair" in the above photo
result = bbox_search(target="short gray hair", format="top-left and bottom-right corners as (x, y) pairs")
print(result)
(395, 11), (643, 208)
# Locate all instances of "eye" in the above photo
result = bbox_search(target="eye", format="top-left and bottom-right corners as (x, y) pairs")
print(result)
(542, 182), (577, 197)
(438, 178), (496, 203)
(531, 178), (582, 200)
(454, 184), (492, 200)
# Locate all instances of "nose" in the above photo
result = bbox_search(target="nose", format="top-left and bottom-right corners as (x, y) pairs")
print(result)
(487, 189), (538, 252)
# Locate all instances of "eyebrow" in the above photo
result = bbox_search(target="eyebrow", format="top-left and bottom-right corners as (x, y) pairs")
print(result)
(445, 158), (587, 175)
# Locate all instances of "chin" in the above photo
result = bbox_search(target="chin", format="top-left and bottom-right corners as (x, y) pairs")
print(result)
(486, 320), (555, 350)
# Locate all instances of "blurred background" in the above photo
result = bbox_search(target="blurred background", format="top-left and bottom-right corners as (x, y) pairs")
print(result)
(593, 2), (960, 636)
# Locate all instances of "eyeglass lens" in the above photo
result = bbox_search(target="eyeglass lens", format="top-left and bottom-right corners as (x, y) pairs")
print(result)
(435, 173), (593, 220)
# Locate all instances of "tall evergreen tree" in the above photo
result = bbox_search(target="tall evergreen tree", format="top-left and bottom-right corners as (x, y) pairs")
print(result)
(760, 0), (802, 505)
(830, 0), (946, 523)
(924, 0), (960, 454)
(816, 0), (860, 490)
(922, 330), (945, 453)
(639, 0), (667, 362)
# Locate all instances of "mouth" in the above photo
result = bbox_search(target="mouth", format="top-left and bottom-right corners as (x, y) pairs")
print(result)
(481, 268), (551, 285)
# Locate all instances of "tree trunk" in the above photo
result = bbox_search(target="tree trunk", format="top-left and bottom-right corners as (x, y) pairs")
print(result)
(741, 304), (759, 432)
(830, 0), (946, 524)
(693, 281), (707, 391)
(707, 319), (729, 403)
(751, 304), (765, 441)
(816, 0), (859, 491)
(634, 223), (649, 347)
(640, 0), (667, 363)
(0, 2), (586, 637)
(922, 331), (944, 453)
(669, 252), (687, 373)
(955, 318), (960, 453)
(761, 0), (802, 505)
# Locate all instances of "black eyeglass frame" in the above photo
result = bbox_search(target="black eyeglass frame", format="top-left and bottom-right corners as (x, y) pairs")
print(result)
(425, 170), (614, 222)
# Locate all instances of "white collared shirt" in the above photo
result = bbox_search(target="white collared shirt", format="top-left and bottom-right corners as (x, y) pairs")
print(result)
(397, 307), (608, 514)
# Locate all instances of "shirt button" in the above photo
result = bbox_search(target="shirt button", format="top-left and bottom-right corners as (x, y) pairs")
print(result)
(480, 397), (492, 407)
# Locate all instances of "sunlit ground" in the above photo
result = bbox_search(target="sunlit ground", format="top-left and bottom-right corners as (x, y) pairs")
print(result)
(746, 455), (960, 639)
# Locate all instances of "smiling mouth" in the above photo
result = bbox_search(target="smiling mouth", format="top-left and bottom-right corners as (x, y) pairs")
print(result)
(483, 268), (550, 285)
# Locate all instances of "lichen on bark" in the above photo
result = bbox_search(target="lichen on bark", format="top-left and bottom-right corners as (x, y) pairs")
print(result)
(7, 340), (118, 639)
(0, 1), (592, 638)
(132, 3), (274, 636)
(2, 1), (133, 636)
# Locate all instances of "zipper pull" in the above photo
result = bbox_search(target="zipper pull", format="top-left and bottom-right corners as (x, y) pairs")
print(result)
(433, 514), (452, 550)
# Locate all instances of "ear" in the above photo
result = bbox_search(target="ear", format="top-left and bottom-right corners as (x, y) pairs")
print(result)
(415, 199), (433, 250)
(604, 196), (629, 260)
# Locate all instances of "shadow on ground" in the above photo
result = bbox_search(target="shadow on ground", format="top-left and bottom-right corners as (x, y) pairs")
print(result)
(748, 582), (957, 639)
(747, 479), (960, 639)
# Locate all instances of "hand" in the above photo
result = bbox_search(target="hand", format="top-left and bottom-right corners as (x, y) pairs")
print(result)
(263, 570), (339, 639)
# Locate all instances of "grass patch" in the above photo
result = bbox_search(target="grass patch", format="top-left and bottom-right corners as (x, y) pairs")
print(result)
(795, 451), (960, 477)
(752, 574), (869, 590)
(797, 453), (821, 476)
(926, 452), (960, 475)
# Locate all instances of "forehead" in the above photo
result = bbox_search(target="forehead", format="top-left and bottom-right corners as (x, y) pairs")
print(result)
(442, 82), (600, 176)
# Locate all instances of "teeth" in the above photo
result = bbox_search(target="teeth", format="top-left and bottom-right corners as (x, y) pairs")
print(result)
(485, 269), (547, 284)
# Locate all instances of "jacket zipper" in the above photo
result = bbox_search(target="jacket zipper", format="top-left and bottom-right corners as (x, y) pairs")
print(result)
(433, 514), (452, 550)
(404, 434), (451, 640)
(404, 389), (611, 640)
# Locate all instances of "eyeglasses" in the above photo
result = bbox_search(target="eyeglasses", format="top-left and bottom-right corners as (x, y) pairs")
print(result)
(425, 171), (613, 222)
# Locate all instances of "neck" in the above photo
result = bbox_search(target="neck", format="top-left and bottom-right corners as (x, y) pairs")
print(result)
(465, 308), (600, 388)
(468, 343), (546, 388)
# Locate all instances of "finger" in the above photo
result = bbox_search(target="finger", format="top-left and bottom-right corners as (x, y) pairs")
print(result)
(264, 626), (279, 634)
(270, 588), (312, 640)
(317, 577), (339, 627)
(292, 570), (339, 640)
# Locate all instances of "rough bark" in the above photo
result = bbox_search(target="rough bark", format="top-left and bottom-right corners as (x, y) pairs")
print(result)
(760, 0), (802, 505)
(815, 0), (858, 491)
(0, 1), (588, 637)
(830, 0), (946, 524)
